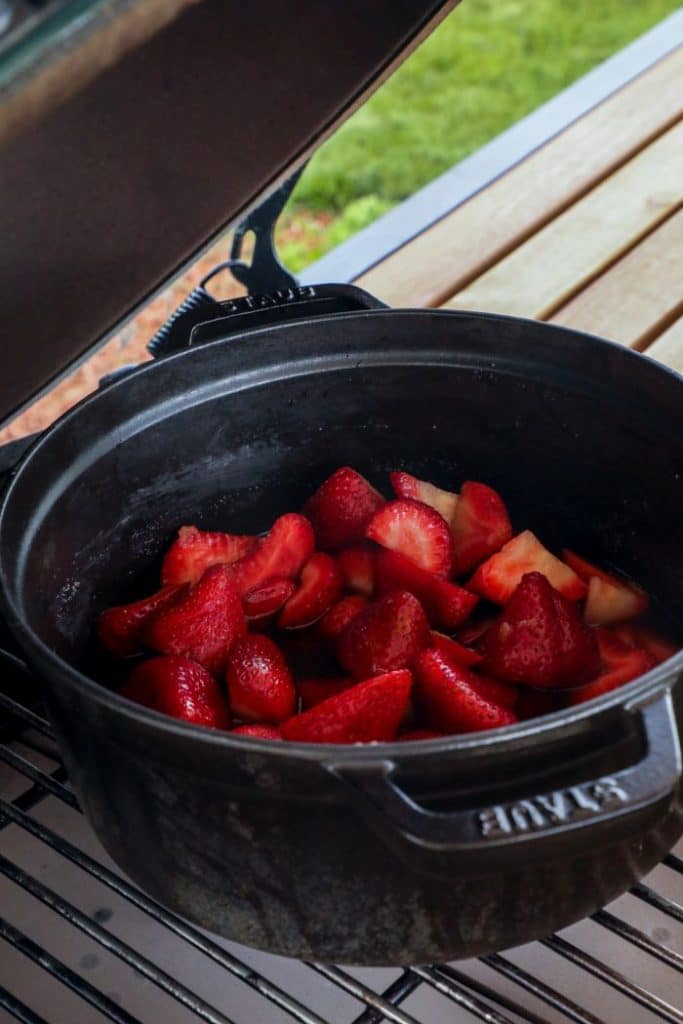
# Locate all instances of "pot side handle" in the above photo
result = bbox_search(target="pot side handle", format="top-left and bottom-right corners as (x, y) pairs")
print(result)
(326, 688), (681, 873)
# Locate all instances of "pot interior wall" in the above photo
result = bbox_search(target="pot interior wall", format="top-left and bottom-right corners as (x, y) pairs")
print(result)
(3, 310), (683, 673)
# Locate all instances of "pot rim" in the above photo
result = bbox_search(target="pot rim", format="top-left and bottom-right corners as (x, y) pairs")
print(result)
(1, 306), (682, 761)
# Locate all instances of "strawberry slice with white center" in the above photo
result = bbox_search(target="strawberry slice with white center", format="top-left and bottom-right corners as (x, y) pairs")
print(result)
(450, 481), (512, 576)
(390, 472), (459, 524)
(366, 499), (454, 578)
(277, 552), (343, 629)
(161, 526), (256, 586)
(562, 549), (648, 626)
(231, 513), (315, 596)
(469, 530), (586, 604)
(568, 628), (655, 705)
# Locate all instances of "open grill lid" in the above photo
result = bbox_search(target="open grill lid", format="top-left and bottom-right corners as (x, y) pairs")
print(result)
(0, 0), (457, 426)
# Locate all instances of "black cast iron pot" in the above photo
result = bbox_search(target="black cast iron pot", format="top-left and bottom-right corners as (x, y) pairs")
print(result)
(1, 290), (682, 964)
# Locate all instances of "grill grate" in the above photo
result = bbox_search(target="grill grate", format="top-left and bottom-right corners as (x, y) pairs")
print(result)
(1, 679), (682, 1024)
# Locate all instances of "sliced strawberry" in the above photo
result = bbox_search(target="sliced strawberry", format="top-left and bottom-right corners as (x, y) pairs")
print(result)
(615, 624), (678, 664)
(242, 577), (296, 621)
(469, 530), (586, 604)
(142, 566), (245, 676)
(317, 595), (368, 640)
(231, 513), (315, 596)
(277, 552), (343, 629)
(337, 544), (375, 597)
(457, 615), (497, 647)
(337, 590), (430, 679)
(562, 549), (648, 626)
(390, 472), (459, 524)
(449, 481), (513, 576)
(569, 629), (655, 705)
(398, 728), (447, 741)
(297, 676), (356, 710)
(121, 655), (231, 729)
(374, 547), (477, 630)
(281, 670), (412, 744)
(161, 525), (255, 586)
(366, 499), (453, 578)
(483, 572), (600, 688)
(304, 467), (384, 550)
(429, 631), (484, 668)
(98, 585), (183, 658)
(226, 634), (296, 723)
(413, 650), (518, 733)
(231, 723), (283, 739)
(516, 689), (561, 720)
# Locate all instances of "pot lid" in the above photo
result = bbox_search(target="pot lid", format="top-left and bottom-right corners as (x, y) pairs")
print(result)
(0, 0), (457, 427)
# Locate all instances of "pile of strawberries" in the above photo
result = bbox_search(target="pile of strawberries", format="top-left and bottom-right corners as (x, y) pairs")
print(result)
(97, 467), (676, 743)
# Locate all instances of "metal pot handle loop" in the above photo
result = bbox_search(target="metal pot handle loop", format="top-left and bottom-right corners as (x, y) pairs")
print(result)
(326, 688), (681, 872)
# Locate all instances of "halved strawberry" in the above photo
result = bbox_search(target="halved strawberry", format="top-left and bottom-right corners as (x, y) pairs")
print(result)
(429, 631), (484, 668)
(304, 467), (384, 550)
(317, 595), (368, 640)
(398, 728), (447, 741)
(121, 655), (231, 729)
(231, 513), (315, 596)
(297, 676), (356, 710)
(281, 670), (412, 744)
(231, 723), (283, 739)
(242, 577), (296, 621)
(337, 590), (430, 679)
(483, 572), (600, 688)
(614, 624), (678, 664)
(337, 544), (375, 597)
(413, 649), (518, 733)
(374, 547), (477, 630)
(278, 552), (343, 629)
(366, 499), (453, 578)
(457, 615), (498, 647)
(161, 525), (255, 586)
(569, 628), (655, 705)
(562, 549), (648, 626)
(98, 584), (183, 657)
(226, 634), (296, 723)
(450, 481), (513, 576)
(469, 530), (586, 604)
(390, 472), (459, 524)
(142, 565), (246, 676)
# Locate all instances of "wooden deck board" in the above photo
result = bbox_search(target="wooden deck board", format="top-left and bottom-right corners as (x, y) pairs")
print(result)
(356, 47), (683, 308)
(441, 120), (682, 318)
(646, 317), (683, 372)
(549, 209), (683, 350)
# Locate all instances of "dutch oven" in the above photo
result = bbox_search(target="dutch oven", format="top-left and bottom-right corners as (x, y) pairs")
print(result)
(0, 286), (681, 964)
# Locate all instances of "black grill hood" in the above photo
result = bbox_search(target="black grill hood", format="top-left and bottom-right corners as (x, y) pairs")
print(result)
(0, 0), (457, 425)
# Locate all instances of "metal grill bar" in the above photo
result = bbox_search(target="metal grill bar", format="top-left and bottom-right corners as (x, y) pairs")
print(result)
(0, 850), (242, 1024)
(351, 972), (421, 1024)
(542, 935), (683, 1024)
(0, 799), (332, 1024)
(0, 987), (51, 1024)
(632, 883), (683, 924)
(0, 746), (78, 808)
(428, 963), (554, 1024)
(593, 909), (683, 972)
(411, 965), (518, 1024)
(665, 853), (683, 874)
(483, 954), (605, 1024)
(307, 965), (421, 1024)
(0, 917), (142, 1024)
(0, 692), (52, 737)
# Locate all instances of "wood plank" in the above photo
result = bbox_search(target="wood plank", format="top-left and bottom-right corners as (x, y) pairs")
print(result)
(357, 47), (683, 308)
(442, 120), (683, 318)
(645, 317), (683, 373)
(550, 210), (683, 349)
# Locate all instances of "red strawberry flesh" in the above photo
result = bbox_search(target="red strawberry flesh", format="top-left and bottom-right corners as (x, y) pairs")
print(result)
(98, 584), (183, 658)
(374, 547), (477, 630)
(231, 513), (315, 596)
(450, 481), (512, 576)
(317, 595), (368, 640)
(429, 631), (484, 667)
(413, 649), (518, 733)
(142, 564), (246, 676)
(304, 467), (384, 550)
(337, 589), (430, 679)
(121, 655), (231, 729)
(337, 544), (375, 597)
(226, 634), (296, 723)
(161, 525), (255, 586)
(231, 723), (283, 739)
(277, 552), (343, 629)
(243, 577), (296, 621)
(469, 530), (586, 604)
(569, 628), (655, 704)
(297, 676), (356, 710)
(281, 670), (412, 744)
(390, 471), (459, 523)
(366, 498), (454, 577)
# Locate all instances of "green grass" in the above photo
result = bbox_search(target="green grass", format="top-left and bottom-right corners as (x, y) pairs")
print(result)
(277, 0), (680, 270)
